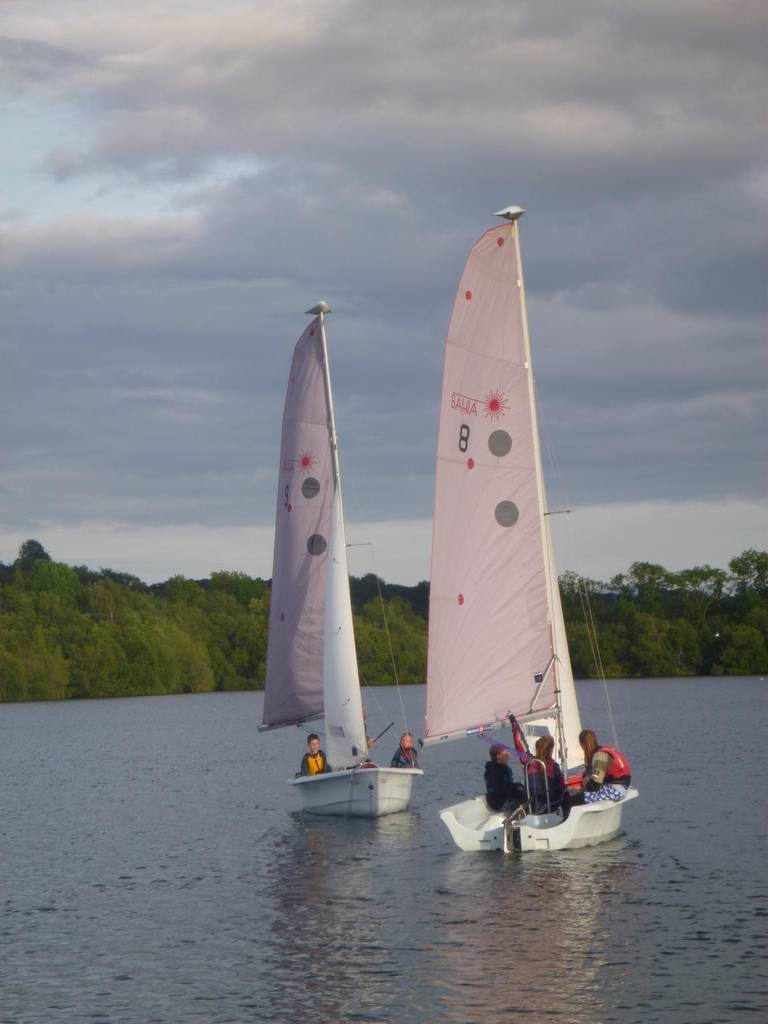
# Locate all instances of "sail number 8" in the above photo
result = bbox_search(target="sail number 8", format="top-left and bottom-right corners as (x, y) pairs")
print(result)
(458, 424), (470, 453)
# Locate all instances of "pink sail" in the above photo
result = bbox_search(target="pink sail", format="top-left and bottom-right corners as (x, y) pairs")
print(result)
(424, 223), (557, 741)
(262, 317), (332, 728)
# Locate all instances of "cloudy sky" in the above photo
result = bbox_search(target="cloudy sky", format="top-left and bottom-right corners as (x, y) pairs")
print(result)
(2, 0), (766, 584)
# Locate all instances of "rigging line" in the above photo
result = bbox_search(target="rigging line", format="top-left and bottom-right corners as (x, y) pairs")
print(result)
(540, 419), (621, 749)
(358, 669), (388, 721)
(371, 553), (410, 736)
(584, 585), (620, 748)
(343, 470), (411, 737)
(580, 576), (619, 745)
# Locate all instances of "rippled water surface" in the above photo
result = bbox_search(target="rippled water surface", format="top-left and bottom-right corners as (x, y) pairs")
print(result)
(1, 678), (766, 1023)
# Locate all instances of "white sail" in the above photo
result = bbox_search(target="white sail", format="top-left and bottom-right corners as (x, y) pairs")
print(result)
(523, 519), (583, 771)
(322, 487), (369, 768)
(424, 215), (576, 759)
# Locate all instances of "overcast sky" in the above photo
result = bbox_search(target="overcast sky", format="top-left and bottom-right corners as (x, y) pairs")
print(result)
(2, 0), (766, 584)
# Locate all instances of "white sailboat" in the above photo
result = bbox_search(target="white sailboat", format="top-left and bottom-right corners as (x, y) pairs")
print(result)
(423, 209), (638, 852)
(260, 303), (423, 817)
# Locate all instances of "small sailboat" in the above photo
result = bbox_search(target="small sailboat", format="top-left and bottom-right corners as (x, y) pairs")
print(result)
(423, 209), (638, 852)
(260, 303), (423, 817)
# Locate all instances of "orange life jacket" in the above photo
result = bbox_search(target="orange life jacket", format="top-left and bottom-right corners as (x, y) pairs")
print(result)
(597, 745), (631, 782)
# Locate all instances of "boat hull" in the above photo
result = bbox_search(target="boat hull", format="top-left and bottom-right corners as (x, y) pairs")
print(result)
(288, 765), (423, 817)
(439, 788), (639, 852)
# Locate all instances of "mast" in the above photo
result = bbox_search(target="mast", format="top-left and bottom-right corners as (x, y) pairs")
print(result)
(310, 302), (342, 503)
(504, 209), (582, 769)
(307, 303), (369, 767)
(510, 213), (560, 718)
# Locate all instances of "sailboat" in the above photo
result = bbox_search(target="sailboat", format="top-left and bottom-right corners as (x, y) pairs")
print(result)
(423, 209), (638, 852)
(259, 302), (423, 817)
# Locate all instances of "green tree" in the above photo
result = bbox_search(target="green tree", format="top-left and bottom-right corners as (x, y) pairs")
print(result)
(713, 624), (768, 675)
(209, 571), (266, 606)
(15, 539), (51, 572)
(28, 560), (84, 603)
(729, 549), (768, 595)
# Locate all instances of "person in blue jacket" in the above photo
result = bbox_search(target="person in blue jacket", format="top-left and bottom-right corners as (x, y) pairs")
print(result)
(484, 745), (525, 812)
(391, 731), (419, 768)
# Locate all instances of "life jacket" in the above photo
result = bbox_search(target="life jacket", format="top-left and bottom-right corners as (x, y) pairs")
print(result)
(526, 758), (558, 779)
(306, 751), (327, 776)
(527, 758), (565, 809)
(597, 745), (631, 783)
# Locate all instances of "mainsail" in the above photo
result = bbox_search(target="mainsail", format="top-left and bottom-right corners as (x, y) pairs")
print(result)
(262, 308), (369, 768)
(261, 316), (333, 729)
(424, 216), (581, 764)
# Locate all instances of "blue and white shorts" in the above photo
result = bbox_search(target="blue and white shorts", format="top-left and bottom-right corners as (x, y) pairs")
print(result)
(584, 784), (627, 804)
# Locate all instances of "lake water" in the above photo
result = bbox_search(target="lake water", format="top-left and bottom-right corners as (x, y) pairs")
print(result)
(1, 677), (766, 1023)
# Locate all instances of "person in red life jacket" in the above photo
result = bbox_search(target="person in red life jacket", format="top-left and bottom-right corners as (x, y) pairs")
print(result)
(390, 731), (419, 768)
(299, 733), (332, 776)
(576, 729), (632, 803)
(507, 715), (570, 819)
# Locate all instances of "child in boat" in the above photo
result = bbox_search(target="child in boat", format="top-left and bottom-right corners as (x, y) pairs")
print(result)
(390, 731), (419, 768)
(576, 729), (632, 803)
(484, 745), (526, 812)
(507, 716), (569, 817)
(299, 734), (332, 776)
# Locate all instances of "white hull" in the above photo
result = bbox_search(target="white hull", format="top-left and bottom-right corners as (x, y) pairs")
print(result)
(439, 788), (639, 852)
(289, 765), (423, 817)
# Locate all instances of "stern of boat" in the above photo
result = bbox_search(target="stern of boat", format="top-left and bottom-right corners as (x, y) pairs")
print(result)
(505, 787), (640, 852)
(439, 797), (506, 851)
(289, 764), (423, 817)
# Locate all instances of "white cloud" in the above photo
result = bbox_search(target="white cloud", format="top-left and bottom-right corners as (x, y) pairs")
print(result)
(1, 499), (765, 586)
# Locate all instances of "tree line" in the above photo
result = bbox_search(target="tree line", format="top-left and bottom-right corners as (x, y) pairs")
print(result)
(0, 539), (765, 702)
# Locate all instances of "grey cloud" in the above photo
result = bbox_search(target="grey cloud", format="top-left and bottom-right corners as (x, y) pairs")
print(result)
(6, 1), (760, 200)
(0, 36), (85, 90)
(1, 0), (766, 555)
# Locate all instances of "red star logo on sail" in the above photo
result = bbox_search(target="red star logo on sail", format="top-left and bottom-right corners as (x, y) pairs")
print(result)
(298, 451), (315, 473)
(482, 389), (509, 421)
(282, 450), (317, 473)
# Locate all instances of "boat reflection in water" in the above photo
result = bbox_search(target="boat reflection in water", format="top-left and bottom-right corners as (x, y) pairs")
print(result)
(258, 801), (639, 1024)
(259, 811), (421, 1022)
(429, 842), (640, 1024)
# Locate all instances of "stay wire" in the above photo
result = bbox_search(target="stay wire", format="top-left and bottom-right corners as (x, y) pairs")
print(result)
(343, 470), (411, 738)
(540, 419), (621, 750)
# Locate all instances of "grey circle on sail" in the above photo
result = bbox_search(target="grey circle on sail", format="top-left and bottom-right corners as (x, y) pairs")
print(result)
(306, 534), (327, 556)
(302, 477), (321, 499)
(495, 501), (519, 527)
(488, 430), (512, 457)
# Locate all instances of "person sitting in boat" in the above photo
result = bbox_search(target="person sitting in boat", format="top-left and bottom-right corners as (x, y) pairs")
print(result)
(390, 731), (419, 768)
(576, 729), (631, 803)
(299, 734), (332, 776)
(507, 717), (570, 818)
(484, 745), (526, 813)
